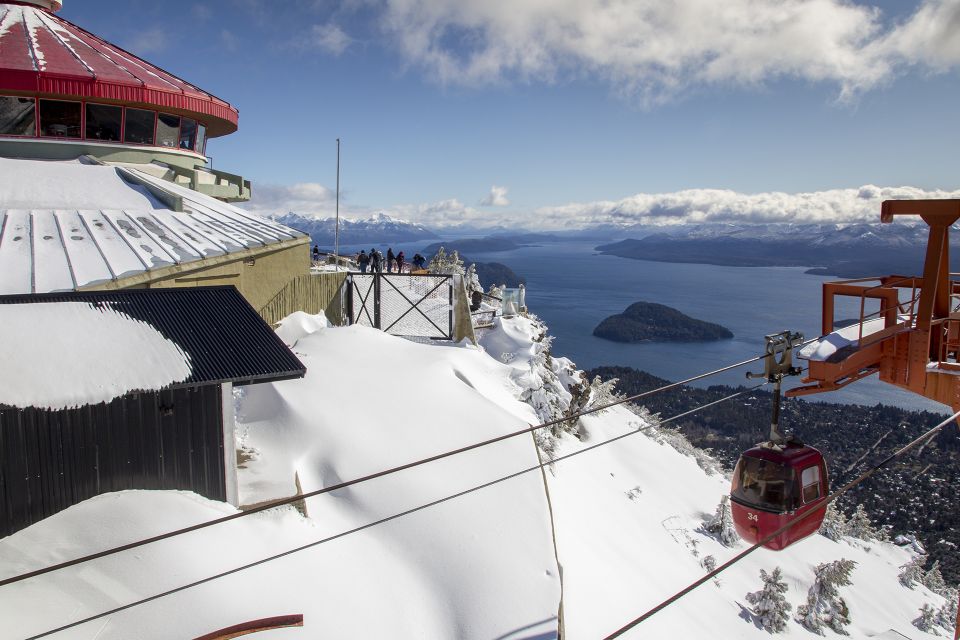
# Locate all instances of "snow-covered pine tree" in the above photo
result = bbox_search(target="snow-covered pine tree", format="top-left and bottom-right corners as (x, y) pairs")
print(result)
(936, 588), (958, 632)
(922, 560), (948, 596)
(464, 263), (482, 294)
(488, 283), (502, 299)
(704, 495), (738, 547)
(819, 501), (848, 542)
(915, 603), (941, 635)
(899, 554), (927, 588)
(745, 567), (792, 633)
(586, 375), (620, 412)
(796, 558), (857, 635)
(427, 247), (465, 276)
(846, 503), (878, 541)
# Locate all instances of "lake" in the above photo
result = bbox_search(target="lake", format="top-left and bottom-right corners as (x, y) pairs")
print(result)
(341, 239), (947, 413)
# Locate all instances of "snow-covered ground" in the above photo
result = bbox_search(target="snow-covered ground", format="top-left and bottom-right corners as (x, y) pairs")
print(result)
(0, 311), (954, 639)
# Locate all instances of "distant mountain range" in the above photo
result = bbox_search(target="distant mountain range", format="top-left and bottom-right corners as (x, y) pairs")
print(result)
(597, 222), (955, 277)
(272, 212), (438, 246)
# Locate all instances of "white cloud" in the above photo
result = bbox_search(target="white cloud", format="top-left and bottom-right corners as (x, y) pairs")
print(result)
(245, 182), (338, 217)
(529, 185), (960, 229)
(304, 22), (353, 56)
(480, 185), (510, 207)
(244, 180), (960, 231)
(378, 0), (960, 103)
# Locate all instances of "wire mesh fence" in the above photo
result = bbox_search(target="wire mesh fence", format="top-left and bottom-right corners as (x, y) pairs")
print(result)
(347, 273), (454, 340)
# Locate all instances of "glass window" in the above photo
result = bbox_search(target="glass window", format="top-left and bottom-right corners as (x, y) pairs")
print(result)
(732, 456), (795, 512)
(84, 103), (122, 141)
(39, 99), (81, 138)
(196, 124), (206, 155)
(801, 465), (821, 503)
(178, 117), (197, 150)
(156, 113), (180, 148)
(0, 96), (35, 136)
(124, 108), (155, 145)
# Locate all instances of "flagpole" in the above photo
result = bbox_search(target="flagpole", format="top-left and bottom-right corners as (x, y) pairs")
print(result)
(334, 137), (341, 270)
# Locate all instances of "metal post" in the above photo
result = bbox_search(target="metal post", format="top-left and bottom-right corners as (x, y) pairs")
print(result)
(334, 138), (341, 269)
(769, 377), (782, 442)
(374, 273), (381, 329)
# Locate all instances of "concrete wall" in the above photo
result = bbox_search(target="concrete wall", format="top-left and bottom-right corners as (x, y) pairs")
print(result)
(0, 138), (207, 170)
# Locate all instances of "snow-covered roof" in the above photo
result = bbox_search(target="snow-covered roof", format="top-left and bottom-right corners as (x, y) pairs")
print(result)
(0, 2), (238, 136)
(0, 299), (191, 409)
(0, 158), (307, 294)
(0, 287), (306, 410)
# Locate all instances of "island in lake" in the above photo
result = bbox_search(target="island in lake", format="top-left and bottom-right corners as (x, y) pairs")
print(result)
(593, 302), (733, 343)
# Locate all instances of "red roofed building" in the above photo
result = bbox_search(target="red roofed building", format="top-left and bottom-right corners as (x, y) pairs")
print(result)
(0, 0), (244, 197)
(0, 1), (329, 323)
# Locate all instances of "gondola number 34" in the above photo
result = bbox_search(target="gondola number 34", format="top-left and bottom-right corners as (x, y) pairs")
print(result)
(747, 512), (759, 522)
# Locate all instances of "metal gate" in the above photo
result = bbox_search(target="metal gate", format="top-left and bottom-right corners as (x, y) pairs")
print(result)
(347, 273), (454, 340)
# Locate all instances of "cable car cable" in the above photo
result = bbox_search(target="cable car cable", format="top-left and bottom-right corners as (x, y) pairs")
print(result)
(0, 352), (771, 590)
(20, 384), (768, 640)
(601, 408), (960, 639)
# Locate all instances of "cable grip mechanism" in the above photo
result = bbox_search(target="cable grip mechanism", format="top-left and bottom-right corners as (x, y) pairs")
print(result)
(747, 331), (804, 444)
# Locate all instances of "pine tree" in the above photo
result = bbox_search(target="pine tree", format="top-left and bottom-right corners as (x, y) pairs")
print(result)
(899, 554), (927, 588)
(819, 502), (848, 542)
(796, 559), (857, 635)
(745, 567), (792, 633)
(427, 247), (465, 276)
(915, 603), (941, 635)
(464, 263), (482, 294)
(846, 503), (877, 541)
(936, 588), (958, 632)
(922, 560), (948, 596)
(704, 495), (739, 547)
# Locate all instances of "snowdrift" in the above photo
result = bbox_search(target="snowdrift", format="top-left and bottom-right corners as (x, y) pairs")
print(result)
(0, 312), (952, 639)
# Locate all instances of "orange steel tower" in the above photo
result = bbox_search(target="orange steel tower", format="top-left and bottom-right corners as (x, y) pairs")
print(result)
(788, 199), (960, 414)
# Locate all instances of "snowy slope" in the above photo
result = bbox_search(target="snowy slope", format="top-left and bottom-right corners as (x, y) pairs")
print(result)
(0, 312), (953, 639)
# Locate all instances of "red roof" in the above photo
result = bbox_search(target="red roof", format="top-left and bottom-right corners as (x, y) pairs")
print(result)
(0, 2), (238, 136)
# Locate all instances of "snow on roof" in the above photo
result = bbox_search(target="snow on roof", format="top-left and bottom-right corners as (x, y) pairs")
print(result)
(0, 300), (191, 409)
(0, 158), (306, 294)
(798, 317), (889, 362)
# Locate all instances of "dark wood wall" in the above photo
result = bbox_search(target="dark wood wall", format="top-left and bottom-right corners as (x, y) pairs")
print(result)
(0, 385), (226, 537)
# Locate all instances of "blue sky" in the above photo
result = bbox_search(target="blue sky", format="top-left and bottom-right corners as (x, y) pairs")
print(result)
(60, 0), (960, 229)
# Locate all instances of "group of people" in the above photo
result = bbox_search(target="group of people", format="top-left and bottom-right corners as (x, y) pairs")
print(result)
(355, 248), (427, 274)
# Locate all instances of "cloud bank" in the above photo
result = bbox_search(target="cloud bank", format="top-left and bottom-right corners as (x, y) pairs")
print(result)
(378, 0), (960, 102)
(246, 182), (960, 230)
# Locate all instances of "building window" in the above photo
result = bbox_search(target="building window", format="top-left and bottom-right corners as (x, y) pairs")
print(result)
(85, 103), (122, 141)
(39, 99), (82, 138)
(179, 117), (197, 150)
(124, 108), (155, 145)
(156, 113), (180, 148)
(0, 96), (35, 136)
(196, 124), (206, 155)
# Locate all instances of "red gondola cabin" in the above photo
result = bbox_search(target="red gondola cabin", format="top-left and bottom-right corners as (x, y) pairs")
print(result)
(730, 442), (828, 550)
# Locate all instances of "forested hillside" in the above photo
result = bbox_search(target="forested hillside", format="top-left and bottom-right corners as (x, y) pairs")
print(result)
(588, 365), (960, 584)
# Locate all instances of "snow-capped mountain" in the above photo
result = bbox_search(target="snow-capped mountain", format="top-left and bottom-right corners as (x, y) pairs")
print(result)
(272, 211), (438, 246)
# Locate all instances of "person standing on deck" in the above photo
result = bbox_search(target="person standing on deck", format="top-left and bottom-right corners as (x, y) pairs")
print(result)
(371, 248), (382, 273)
(358, 250), (370, 273)
(386, 248), (395, 273)
(396, 251), (405, 273)
(312, 245), (320, 263)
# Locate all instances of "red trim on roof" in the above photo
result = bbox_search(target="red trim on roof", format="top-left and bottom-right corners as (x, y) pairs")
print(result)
(0, 3), (239, 137)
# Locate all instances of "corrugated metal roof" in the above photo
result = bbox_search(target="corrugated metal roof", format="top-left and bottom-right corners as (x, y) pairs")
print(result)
(0, 286), (307, 391)
(0, 159), (308, 295)
(0, 2), (239, 136)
